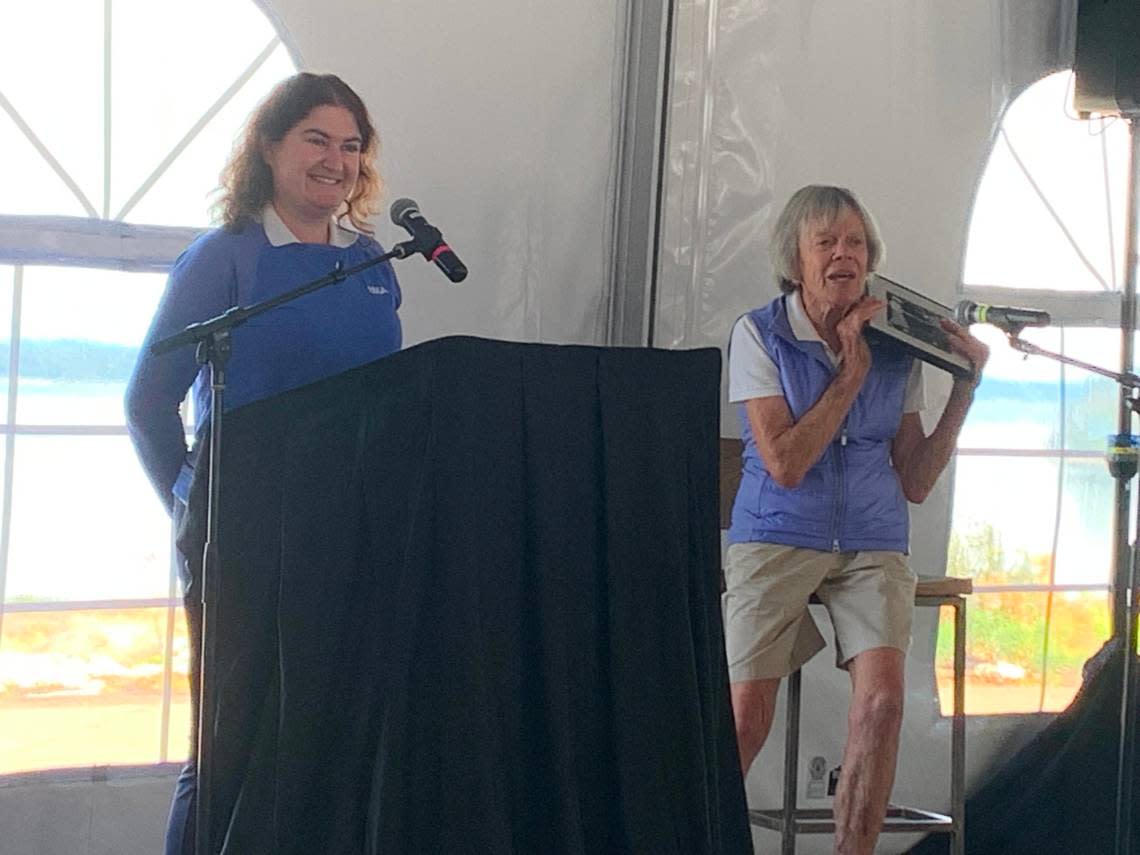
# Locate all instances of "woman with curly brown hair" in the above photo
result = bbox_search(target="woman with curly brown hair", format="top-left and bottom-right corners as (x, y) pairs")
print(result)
(125, 71), (401, 855)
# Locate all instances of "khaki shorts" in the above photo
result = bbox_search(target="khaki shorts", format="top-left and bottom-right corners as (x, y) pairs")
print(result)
(723, 542), (916, 682)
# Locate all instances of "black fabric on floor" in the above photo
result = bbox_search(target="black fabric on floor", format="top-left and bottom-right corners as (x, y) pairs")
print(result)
(180, 336), (751, 855)
(908, 640), (1140, 855)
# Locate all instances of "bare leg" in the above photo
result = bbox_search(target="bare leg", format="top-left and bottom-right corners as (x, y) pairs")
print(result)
(730, 678), (782, 776)
(834, 647), (905, 855)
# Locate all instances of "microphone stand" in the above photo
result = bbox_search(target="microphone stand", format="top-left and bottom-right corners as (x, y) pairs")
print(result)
(150, 239), (419, 855)
(1005, 331), (1140, 855)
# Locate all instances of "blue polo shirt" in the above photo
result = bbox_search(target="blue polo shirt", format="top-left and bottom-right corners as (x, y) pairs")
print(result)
(126, 208), (402, 511)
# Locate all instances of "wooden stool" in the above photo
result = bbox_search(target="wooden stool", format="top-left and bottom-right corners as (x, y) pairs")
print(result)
(747, 577), (972, 855)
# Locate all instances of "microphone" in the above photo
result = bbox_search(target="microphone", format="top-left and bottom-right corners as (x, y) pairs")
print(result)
(955, 300), (1051, 333)
(389, 198), (468, 283)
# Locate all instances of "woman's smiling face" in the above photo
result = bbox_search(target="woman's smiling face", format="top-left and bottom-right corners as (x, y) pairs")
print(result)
(262, 104), (363, 232)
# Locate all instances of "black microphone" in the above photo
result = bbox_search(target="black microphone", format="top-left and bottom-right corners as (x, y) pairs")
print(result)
(389, 198), (467, 283)
(955, 300), (1051, 332)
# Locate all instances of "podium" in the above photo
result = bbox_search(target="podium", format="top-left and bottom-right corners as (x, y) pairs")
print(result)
(177, 336), (751, 854)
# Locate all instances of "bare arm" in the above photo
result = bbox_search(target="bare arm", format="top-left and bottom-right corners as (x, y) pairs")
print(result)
(747, 296), (883, 488)
(891, 319), (990, 503)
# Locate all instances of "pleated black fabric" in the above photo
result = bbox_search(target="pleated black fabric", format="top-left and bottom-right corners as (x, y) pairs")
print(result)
(908, 640), (1140, 855)
(182, 336), (750, 855)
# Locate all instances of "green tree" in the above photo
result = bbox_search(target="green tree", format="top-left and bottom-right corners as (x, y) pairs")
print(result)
(947, 521), (1039, 585)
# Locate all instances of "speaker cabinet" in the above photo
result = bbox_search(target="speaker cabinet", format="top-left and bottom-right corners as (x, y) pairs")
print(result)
(1073, 0), (1140, 117)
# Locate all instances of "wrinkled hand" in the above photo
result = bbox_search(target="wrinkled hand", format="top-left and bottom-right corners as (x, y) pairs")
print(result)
(940, 318), (990, 388)
(836, 296), (885, 383)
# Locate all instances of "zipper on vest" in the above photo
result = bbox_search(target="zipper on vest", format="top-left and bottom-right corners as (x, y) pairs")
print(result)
(830, 441), (844, 553)
(831, 419), (849, 552)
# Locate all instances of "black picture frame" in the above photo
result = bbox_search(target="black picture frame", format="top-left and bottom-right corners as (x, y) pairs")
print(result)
(865, 274), (973, 379)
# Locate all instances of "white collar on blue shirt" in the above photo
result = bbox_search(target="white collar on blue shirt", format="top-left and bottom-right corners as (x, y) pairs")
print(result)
(786, 288), (846, 365)
(260, 205), (361, 248)
(786, 289), (826, 344)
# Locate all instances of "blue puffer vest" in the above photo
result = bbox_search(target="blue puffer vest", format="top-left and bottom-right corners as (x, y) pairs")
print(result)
(728, 295), (913, 553)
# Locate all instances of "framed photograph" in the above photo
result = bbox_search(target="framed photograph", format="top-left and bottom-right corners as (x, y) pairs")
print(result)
(865, 274), (973, 379)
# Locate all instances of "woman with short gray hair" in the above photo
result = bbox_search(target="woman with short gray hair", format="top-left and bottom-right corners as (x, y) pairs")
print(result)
(769, 185), (884, 293)
(723, 184), (987, 855)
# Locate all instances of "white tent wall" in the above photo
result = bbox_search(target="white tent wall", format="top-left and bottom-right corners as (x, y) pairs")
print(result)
(657, 1), (1078, 851)
(272, 0), (628, 347)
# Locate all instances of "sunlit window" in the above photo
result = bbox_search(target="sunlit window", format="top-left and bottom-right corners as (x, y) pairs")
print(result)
(938, 71), (1121, 715)
(0, 1), (296, 774)
(964, 73), (1128, 293)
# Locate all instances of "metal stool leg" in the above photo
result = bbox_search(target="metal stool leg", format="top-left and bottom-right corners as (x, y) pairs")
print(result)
(751, 591), (970, 850)
(951, 598), (966, 855)
(782, 669), (802, 855)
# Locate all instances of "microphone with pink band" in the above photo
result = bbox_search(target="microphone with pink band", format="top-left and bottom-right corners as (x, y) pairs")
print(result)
(390, 198), (468, 283)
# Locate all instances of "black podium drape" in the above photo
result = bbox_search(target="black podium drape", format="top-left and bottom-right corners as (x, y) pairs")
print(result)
(181, 336), (750, 854)
(908, 640), (1140, 855)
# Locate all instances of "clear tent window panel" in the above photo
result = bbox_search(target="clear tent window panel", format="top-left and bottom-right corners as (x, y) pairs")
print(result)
(0, 1), (290, 225)
(964, 71), (1128, 293)
(16, 266), (165, 426)
(0, 0), (297, 774)
(0, 4), (104, 218)
(0, 268), (15, 418)
(945, 70), (1123, 716)
(0, 606), (190, 773)
(5, 436), (173, 603)
(124, 45), (295, 228)
(935, 590), (1110, 715)
(949, 457), (1062, 586)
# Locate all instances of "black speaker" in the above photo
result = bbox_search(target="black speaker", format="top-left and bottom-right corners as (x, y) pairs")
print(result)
(1073, 0), (1140, 117)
